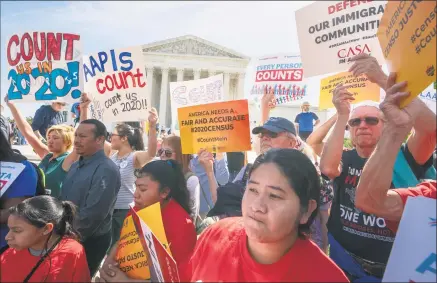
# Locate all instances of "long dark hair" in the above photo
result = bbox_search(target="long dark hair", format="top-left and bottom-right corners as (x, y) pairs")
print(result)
(0, 129), (26, 162)
(9, 195), (80, 240)
(135, 160), (192, 215)
(249, 148), (320, 239)
(115, 123), (145, 151)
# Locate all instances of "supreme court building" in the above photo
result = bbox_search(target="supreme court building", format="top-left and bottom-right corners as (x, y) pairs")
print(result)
(142, 35), (250, 128)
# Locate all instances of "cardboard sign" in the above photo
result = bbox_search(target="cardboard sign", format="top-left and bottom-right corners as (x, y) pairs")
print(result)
(248, 53), (308, 106)
(115, 203), (171, 280)
(377, 1), (437, 108)
(84, 46), (149, 122)
(6, 32), (83, 103)
(178, 99), (251, 154)
(319, 71), (380, 109)
(130, 206), (180, 283)
(295, 1), (386, 77)
(0, 162), (25, 197)
(383, 196), (436, 282)
(169, 74), (224, 131)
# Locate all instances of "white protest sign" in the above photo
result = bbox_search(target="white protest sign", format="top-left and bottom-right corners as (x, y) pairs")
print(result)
(295, 1), (386, 77)
(0, 162), (26, 197)
(83, 46), (149, 122)
(248, 53), (308, 107)
(169, 74), (223, 130)
(6, 32), (83, 104)
(419, 82), (436, 114)
(383, 196), (436, 282)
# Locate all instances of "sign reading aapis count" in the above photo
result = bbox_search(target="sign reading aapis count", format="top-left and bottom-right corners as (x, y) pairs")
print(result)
(6, 32), (83, 103)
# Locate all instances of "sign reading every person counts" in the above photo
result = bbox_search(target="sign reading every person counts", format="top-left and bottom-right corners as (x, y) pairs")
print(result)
(6, 32), (83, 103)
(377, 0), (437, 108)
(248, 53), (308, 106)
(84, 46), (149, 122)
(0, 162), (25, 198)
(295, 0), (386, 77)
(178, 99), (251, 154)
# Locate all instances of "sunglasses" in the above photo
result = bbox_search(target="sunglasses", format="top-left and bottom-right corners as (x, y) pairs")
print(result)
(347, 117), (380, 127)
(158, 148), (173, 157)
(258, 131), (279, 139)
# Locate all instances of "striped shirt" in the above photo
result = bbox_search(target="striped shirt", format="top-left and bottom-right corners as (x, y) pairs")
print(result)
(111, 152), (135, 209)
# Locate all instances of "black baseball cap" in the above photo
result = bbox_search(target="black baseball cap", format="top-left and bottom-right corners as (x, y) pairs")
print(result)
(252, 117), (296, 136)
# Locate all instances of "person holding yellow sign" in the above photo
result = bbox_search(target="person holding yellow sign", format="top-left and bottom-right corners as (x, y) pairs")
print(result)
(98, 160), (196, 283)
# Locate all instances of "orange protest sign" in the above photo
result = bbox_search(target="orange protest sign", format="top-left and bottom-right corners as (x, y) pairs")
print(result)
(377, 1), (437, 108)
(115, 203), (171, 280)
(319, 71), (380, 110)
(178, 99), (251, 154)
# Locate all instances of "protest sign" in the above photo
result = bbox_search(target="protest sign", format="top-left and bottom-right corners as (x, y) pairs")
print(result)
(115, 203), (171, 280)
(248, 53), (308, 106)
(169, 74), (224, 131)
(295, 1), (386, 77)
(0, 162), (25, 197)
(6, 32), (83, 103)
(178, 99), (251, 154)
(319, 71), (380, 109)
(377, 1), (437, 108)
(419, 82), (436, 114)
(383, 197), (436, 282)
(130, 206), (180, 283)
(84, 46), (149, 122)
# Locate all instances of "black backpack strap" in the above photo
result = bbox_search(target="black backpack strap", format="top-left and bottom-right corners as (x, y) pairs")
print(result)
(241, 163), (252, 184)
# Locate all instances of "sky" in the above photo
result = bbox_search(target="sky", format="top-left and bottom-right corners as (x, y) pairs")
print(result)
(0, 0), (316, 118)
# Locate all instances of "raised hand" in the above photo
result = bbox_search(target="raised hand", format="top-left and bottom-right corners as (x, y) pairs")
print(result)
(148, 107), (159, 126)
(349, 53), (388, 89)
(332, 84), (355, 116)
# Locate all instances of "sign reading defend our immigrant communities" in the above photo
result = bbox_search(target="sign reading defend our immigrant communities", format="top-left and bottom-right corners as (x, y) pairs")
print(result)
(169, 74), (224, 131)
(178, 100), (251, 155)
(84, 46), (149, 122)
(248, 53), (307, 107)
(377, 0), (437, 108)
(295, 1), (386, 77)
(6, 32), (83, 103)
(319, 71), (380, 110)
(0, 162), (25, 198)
(383, 197), (436, 282)
(116, 203), (171, 280)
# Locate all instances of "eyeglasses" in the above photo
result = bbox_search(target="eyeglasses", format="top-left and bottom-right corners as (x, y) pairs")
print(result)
(158, 148), (173, 157)
(258, 131), (279, 139)
(347, 117), (380, 127)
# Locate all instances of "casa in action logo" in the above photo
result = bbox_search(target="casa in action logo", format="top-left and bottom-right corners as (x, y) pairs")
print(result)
(337, 44), (371, 59)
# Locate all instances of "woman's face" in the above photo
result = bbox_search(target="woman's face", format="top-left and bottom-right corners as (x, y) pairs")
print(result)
(133, 174), (169, 209)
(5, 215), (48, 251)
(159, 141), (177, 161)
(242, 162), (315, 243)
(47, 131), (67, 153)
(110, 129), (125, 151)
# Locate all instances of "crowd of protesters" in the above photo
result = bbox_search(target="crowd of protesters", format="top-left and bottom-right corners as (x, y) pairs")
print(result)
(0, 52), (435, 283)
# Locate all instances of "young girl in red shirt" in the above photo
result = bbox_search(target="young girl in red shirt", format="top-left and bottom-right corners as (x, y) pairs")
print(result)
(1, 196), (90, 282)
(97, 159), (197, 282)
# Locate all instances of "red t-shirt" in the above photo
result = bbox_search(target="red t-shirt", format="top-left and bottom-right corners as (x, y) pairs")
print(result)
(0, 237), (90, 282)
(189, 217), (349, 282)
(386, 180), (437, 232)
(129, 199), (197, 282)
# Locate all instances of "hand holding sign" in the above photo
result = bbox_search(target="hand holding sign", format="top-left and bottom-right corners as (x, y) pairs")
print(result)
(198, 149), (214, 173)
(349, 54), (388, 89)
(148, 108), (159, 127)
(332, 85), (355, 116)
(80, 92), (91, 109)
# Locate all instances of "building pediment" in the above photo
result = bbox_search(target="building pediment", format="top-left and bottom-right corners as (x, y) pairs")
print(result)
(142, 35), (249, 60)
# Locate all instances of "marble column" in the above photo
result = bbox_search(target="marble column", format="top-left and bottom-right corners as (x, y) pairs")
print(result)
(223, 72), (230, 101)
(146, 67), (154, 108)
(193, 69), (201, 80)
(159, 68), (169, 126)
(177, 68), (184, 82)
(237, 72), (245, 100)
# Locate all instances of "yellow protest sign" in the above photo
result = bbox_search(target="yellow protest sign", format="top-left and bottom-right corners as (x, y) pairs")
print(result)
(319, 71), (380, 110)
(378, 1), (437, 108)
(178, 99), (251, 154)
(116, 203), (171, 280)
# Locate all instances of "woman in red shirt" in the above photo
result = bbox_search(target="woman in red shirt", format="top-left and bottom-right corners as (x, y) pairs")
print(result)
(1, 196), (90, 282)
(98, 159), (197, 282)
(190, 149), (348, 282)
